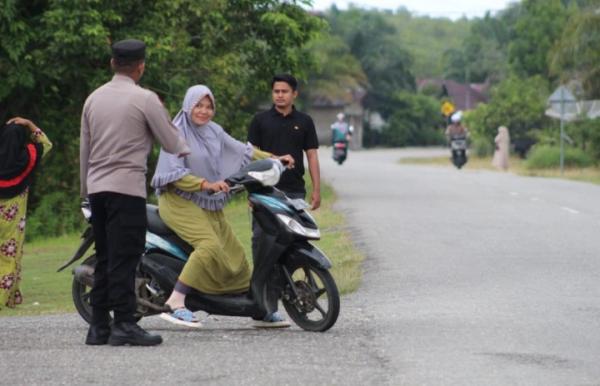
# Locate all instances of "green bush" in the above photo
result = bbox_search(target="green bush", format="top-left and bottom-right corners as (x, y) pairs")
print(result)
(590, 125), (600, 163)
(471, 136), (494, 157)
(570, 118), (600, 163)
(382, 122), (445, 147)
(463, 76), (549, 142)
(524, 145), (593, 169)
(26, 192), (84, 241)
(380, 91), (446, 147)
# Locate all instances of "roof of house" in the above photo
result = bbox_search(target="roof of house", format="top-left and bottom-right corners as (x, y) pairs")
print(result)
(309, 87), (367, 108)
(417, 78), (489, 110)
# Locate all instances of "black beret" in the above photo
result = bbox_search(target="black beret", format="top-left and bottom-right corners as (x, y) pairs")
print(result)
(111, 39), (145, 61)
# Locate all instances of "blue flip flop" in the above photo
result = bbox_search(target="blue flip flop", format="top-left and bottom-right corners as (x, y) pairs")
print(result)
(160, 307), (202, 328)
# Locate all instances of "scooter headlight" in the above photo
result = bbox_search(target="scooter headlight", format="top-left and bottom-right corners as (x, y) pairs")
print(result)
(81, 205), (91, 220)
(276, 214), (321, 239)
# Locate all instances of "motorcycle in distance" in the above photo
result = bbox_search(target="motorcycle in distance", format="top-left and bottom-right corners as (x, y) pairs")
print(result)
(58, 159), (340, 332)
(449, 134), (468, 169)
(332, 140), (348, 165)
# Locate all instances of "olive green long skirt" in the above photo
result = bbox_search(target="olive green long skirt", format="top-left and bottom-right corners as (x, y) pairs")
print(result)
(158, 192), (251, 294)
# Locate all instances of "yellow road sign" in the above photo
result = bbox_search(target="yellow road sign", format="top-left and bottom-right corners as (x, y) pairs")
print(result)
(441, 101), (455, 117)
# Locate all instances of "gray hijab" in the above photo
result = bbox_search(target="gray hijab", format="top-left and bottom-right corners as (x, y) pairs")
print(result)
(151, 85), (253, 211)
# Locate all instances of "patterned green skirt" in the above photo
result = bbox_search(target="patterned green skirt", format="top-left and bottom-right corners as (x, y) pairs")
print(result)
(0, 190), (29, 309)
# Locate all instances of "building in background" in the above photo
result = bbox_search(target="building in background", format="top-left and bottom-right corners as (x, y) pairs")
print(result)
(306, 87), (366, 150)
(417, 79), (490, 111)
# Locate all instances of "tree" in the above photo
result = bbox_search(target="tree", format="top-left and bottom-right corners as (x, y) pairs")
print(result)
(326, 7), (415, 118)
(302, 32), (368, 104)
(465, 76), (549, 142)
(381, 91), (444, 147)
(442, 7), (517, 84)
(550, 4), (600, 98)
(387, 9), (472, 79)
(0, 0), (324, 239)
(508, 0), (571, 78)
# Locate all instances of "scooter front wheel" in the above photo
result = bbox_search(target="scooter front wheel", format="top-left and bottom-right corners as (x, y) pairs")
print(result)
(282, 261), (340, 332)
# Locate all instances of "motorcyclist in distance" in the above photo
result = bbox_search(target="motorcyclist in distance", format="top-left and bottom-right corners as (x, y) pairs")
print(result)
(445, 111), (468, 141)
(331, 112), (353, 144)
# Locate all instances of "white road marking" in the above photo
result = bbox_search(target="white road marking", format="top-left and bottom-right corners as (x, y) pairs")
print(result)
(560, 206), (580, 214)
(509, 192), (519, 196)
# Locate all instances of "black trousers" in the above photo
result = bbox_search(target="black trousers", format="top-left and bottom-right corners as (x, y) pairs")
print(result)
(250, 190), (305, 317)
(88, 192), (146, 324)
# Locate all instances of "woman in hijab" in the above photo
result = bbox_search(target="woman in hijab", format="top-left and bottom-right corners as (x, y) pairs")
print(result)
(151, 85), (294, 328)
(492, 126), (510, 170)
(0, 117), (52, 309)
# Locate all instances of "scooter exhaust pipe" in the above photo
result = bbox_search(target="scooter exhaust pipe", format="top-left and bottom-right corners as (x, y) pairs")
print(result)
(140, 253), (179, 293)
(73, 264), (94, 287)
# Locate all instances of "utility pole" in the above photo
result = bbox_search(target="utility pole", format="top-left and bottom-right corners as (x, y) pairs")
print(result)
(559, 88), (565, 174)
(465, 65), (471, 110)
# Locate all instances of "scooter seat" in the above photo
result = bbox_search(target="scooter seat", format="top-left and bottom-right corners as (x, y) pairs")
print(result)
(146, 204), (194, 256)
(146, 204), (172, 235)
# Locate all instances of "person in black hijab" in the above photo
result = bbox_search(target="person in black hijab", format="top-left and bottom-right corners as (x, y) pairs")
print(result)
(0, 117), (52, 309)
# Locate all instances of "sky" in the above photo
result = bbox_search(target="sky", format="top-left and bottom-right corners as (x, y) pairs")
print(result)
(309, 0), (518, 19)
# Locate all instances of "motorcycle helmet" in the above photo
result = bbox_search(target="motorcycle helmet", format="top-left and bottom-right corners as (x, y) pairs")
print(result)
(450, 111), (462, 123)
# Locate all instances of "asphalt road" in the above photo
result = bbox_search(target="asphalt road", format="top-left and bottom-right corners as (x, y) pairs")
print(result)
(2, 147), (600, 385)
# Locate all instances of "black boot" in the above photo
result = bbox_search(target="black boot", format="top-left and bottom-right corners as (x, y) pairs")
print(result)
(85, 324), (111, 345)
(85, 308), (111, 345)
(108, 322), (163, 346)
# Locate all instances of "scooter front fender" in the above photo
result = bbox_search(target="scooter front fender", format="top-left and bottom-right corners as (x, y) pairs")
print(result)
(57, 227), (94, 272)
(285, 242), (332, 270)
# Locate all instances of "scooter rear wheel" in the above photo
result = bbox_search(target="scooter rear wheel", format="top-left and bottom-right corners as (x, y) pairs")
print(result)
(72, 254), (144, 324)
(282, 261), (340, 332)
(72, 255), (96, 324)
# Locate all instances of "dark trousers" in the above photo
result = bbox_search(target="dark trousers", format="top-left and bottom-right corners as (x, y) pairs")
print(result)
(250, 190), (305, 317)
(89, 192), (146, 324)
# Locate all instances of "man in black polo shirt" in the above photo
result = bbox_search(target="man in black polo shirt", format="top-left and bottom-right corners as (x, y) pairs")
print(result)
(247, 74), (321, 328)
(248, 73), (321, 207)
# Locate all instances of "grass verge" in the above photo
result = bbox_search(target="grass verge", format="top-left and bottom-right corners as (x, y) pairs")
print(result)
(1, 182), (363, 317)
(399, 154), (600, 185)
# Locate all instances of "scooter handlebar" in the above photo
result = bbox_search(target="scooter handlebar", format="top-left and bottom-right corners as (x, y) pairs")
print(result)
(207, 182), (245, 196)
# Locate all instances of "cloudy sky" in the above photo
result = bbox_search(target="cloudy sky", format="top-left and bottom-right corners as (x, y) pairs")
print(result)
(309, 0), (518, 19)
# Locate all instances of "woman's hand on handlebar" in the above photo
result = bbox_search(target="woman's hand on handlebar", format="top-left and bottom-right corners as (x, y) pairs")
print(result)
(276, 154), (295, 169)
(201, 180), (230, 193)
